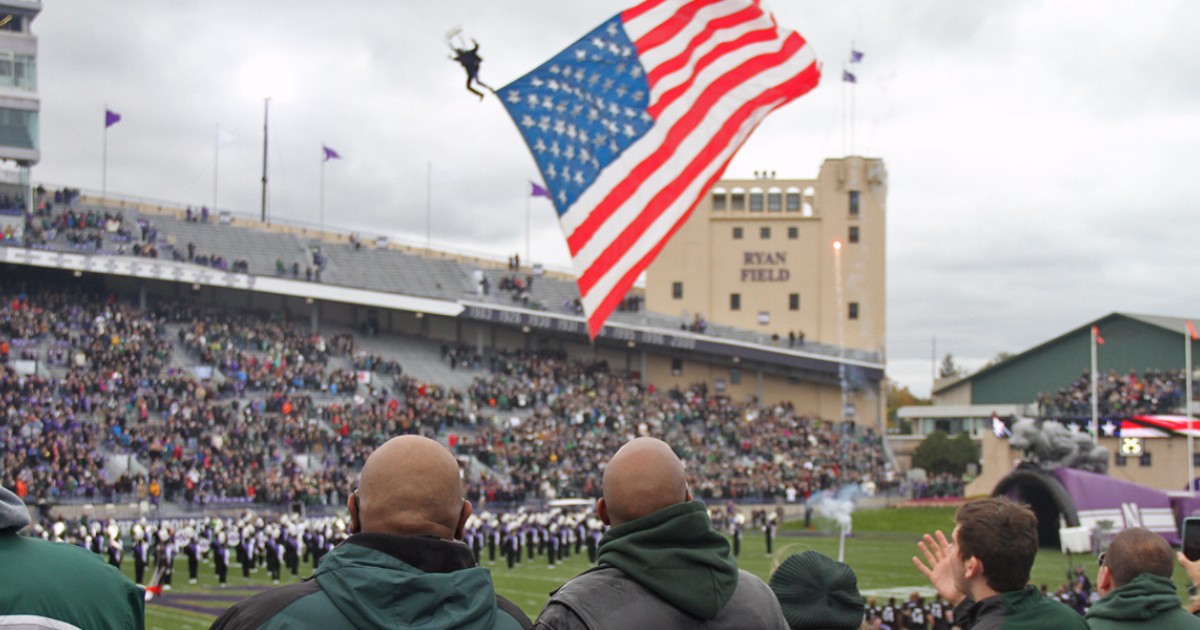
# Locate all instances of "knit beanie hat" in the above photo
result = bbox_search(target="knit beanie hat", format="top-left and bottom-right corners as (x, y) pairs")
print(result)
(0, 483), (31, 532)
(769, 551), (865, 630)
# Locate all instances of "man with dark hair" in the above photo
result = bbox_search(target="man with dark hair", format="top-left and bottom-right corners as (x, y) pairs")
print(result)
(1086, 527), (1200, 628)
(211, 435), (531, 629)
(534, 437), (787, 629)
(912, 496), (1088, 629)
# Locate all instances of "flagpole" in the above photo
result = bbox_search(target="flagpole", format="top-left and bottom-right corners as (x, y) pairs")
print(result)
(102, 105), (109, 201)
(1187, 323), (1194, 490)
(320, 148), (326, 234)
(840, 66), (846, 157)
(850, 71), (857, 156)
(525, 189), (531, 268)
(426, 161), (432, 249)
(1091, 326), (1099, 444)
(213, 125), (220, 213)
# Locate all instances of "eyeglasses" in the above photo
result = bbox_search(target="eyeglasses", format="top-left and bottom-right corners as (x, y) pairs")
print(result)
(1097, 551), (1106, 567)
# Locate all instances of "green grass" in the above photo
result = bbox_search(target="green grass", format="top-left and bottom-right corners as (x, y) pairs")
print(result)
(123, 507), (1194, 629)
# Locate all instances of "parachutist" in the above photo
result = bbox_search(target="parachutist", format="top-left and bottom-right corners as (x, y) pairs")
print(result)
(450, 39), (493, 101)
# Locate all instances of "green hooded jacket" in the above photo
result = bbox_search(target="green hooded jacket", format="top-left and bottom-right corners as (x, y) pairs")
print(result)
(533, 500), (787, 629)
(211, 534), (529, 630)
(953, 586), (1089, 630)
(0, 484), (144, 630)
(594, 500), (739, 619)
(1085, 573), (1200, 630)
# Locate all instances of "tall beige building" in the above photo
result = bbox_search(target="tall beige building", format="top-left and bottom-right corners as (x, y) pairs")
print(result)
(646, 156), (887, 355)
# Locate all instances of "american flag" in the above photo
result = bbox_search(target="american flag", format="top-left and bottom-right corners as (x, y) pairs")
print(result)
(501, 0), (820, 337)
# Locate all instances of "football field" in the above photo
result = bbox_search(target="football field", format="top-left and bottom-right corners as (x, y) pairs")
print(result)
(126, 506), (1190, 629)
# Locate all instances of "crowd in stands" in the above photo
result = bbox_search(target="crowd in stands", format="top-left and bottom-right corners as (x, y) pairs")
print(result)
(0, 280), (892, 514)
(457, 348), (889, 505)
(911, 473), (967, 499)
(1039, 368), (1196, 418)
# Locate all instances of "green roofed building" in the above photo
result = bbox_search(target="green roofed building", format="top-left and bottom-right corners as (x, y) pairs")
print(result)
(934, 313), (1199, 409)
(892, 313), (1199, 474)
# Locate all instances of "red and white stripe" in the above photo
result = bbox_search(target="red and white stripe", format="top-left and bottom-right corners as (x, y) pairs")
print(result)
(560, 0), (820, 337)
(1122, 415), (1200, 438)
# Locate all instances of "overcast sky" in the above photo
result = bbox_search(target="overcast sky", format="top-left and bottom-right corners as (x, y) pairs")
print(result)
(30, 1), (1200, 397)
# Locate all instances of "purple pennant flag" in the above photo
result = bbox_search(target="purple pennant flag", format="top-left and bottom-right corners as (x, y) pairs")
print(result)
(849, 50), (864, 63)
(842, 70), (857, 83)
(105, 109), (121, 128)
(322, 146), (341, 161)
(530, 181), (550, 198)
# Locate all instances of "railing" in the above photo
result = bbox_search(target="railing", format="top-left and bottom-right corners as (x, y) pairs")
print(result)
(35, 181), (577, 276)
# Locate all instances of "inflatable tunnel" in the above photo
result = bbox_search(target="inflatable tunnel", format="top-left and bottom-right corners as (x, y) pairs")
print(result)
(993, 462), (1182, 546)
(992, 463), (1079, 549)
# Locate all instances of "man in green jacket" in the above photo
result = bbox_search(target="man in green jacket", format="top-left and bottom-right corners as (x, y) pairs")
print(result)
(533, 437), (788, 629)
(1086, 527), (1200, 629)
(913, 496), (1088, 630)
(0, 483), (145, 629)
(211, 435), (531, 629)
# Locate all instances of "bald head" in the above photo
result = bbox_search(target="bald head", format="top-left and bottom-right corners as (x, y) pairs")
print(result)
(351, 435), (469, 540)
(600, 438), (690, 526)
(1103, 527), (1173, 588)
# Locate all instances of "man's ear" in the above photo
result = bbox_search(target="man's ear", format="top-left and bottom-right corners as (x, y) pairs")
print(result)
(964, 555), (983, 580)
(455, 500), (473, 541)
(348, 493), (361, 534)
(1097, 565), (1114, 594)
(597, 498), (611, 526)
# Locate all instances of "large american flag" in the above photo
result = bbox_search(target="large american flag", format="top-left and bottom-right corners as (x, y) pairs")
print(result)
(501, 0), (820, 338)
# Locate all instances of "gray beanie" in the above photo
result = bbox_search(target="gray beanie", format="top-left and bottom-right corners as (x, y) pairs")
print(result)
(0, 483), (31, 532)
(769, 551), (865, 630)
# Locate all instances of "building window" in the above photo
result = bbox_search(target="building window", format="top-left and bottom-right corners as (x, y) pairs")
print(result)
(786, 192), (800, 212)
(787, 226), (798, 239)
(671, 282), (683, 299)
(730, 369), (741, 384)
(731, 191), (745, 210)
(1115, 455), (1127, 467)
(1194, 453), (1200, 467)
(768, 191), (782, 212)
(1140, 453), (1152, 467)
(848, 226), (859, 243)
(730, 293), (741, 311)
(671, 358), (683, 375)
(789, 293), (800, 311)
(732, 227), (743, 239)
(711, 192), (726, 211)
(849, 190), (860, 216)
(749, 193), (764, 212)
(848, 302), (859, 320)
(760, 226), (770, 239)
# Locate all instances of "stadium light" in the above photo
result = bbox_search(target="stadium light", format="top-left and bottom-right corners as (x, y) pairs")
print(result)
(240, 57), (295, 226)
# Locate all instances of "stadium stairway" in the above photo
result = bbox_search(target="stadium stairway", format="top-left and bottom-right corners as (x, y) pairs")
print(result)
(349, 332), (480, 392)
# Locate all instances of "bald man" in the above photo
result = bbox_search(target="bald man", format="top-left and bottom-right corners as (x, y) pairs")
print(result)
(533, 437), (787, 629)
(211, 436), (532, 630)
(1086, 527), (1200, 629)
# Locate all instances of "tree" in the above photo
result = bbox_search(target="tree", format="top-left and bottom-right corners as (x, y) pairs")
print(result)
(911, 430), (980, 476)
(887, 381), (930, 433)
(979, 351), (1015, 371)
(938, 353), (964, 379)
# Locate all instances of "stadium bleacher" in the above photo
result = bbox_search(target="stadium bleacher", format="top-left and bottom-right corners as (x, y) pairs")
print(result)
(8, 188), (880, 364)
(0, 275), (891, 511)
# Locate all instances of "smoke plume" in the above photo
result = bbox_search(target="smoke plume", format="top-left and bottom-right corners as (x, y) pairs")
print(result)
(1008, 418), (1109, 473)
